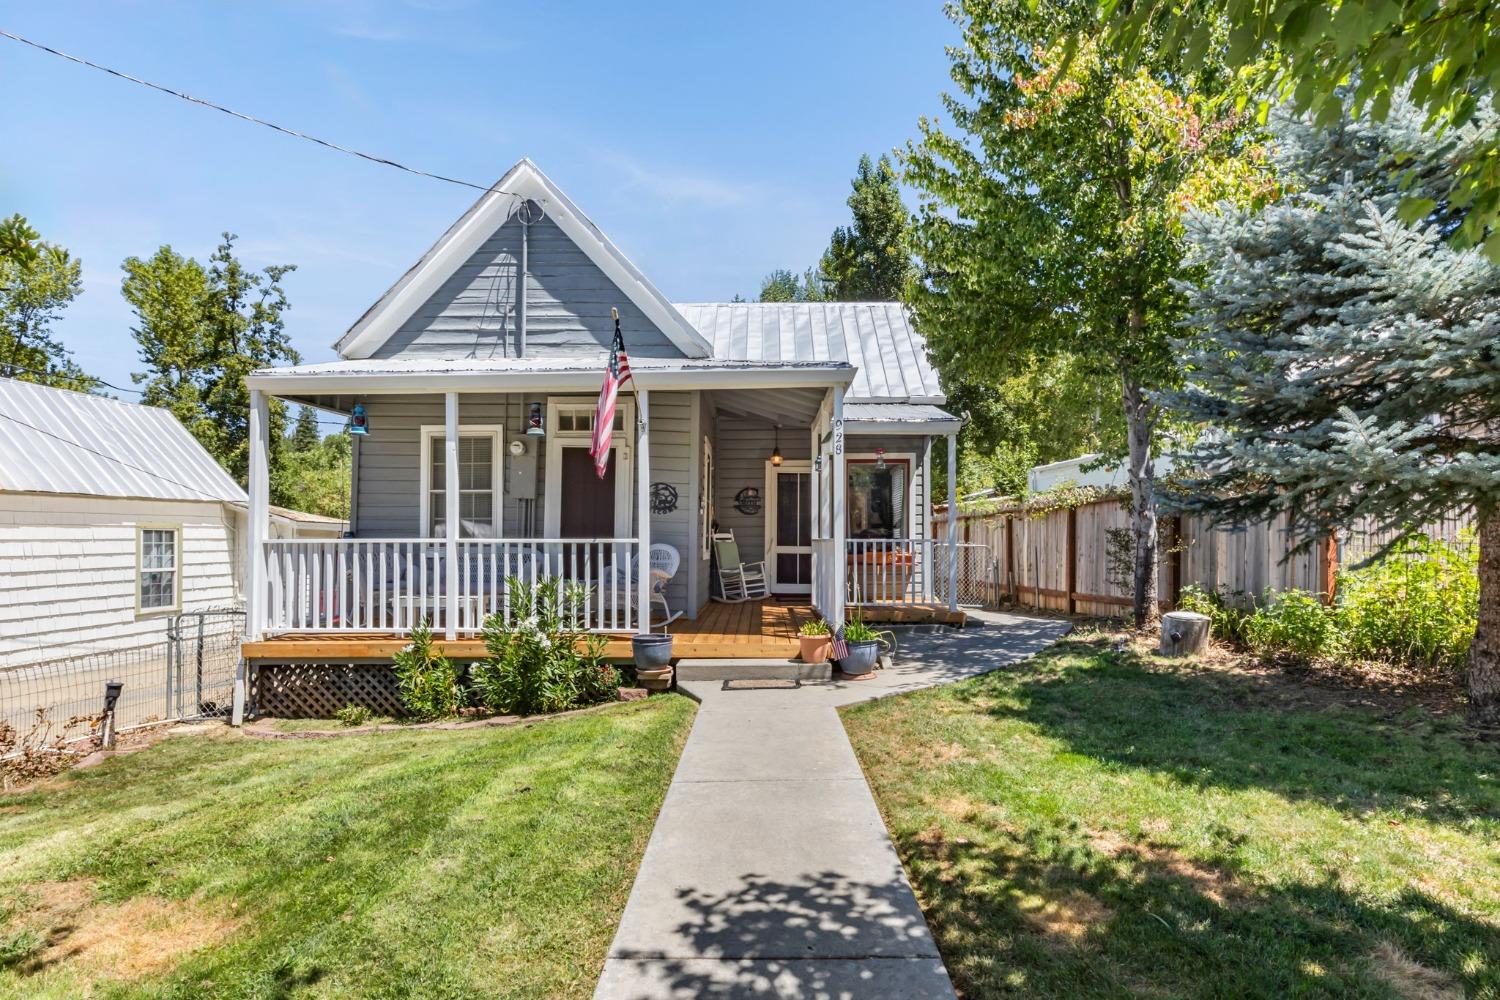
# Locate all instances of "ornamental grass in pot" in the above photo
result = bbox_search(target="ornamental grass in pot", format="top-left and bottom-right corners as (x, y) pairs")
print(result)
(797, 619), (833, 663)
(836, 617), (893, 676)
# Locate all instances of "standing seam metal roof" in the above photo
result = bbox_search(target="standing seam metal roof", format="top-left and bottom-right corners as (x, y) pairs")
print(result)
(672, 302), (944, 403)
(0, 378), (246, 503)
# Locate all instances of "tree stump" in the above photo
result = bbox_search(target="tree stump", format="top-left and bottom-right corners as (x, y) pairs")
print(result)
(1158, 611), (1211, 657)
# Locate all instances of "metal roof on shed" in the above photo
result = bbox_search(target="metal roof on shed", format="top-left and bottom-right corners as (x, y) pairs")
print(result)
(0, 378), (245, 503)
(673, 302), (944, 404)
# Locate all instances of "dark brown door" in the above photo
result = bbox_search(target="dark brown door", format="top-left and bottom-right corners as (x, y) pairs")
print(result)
(560, 447), (616, 538)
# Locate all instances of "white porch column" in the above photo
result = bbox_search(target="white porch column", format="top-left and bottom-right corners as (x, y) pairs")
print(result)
(831, 385), (846, 627)
(946, 432), (958, 613)
(636, 389), (651, 633)
(245, 389), (269, 640)
(236, 388), (270, 726)
(922, 436), (934, 601)
(444, 391), (460, 640)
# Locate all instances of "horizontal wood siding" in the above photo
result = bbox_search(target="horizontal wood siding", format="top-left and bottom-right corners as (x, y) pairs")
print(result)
(0, 494), (240, 667)
(373, 202), (684, 360)
(647, 392), (694, 617)
(714, 415), (812, 566)
(694, 393), (716, 611)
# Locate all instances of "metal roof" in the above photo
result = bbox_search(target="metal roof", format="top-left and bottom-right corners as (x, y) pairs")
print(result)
(673, 302), (944, 404)
(842, 402), (960, 432)
(0, 378), (245, 503)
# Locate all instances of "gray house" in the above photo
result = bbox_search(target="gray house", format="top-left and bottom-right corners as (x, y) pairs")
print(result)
(240, 160), (961, 664)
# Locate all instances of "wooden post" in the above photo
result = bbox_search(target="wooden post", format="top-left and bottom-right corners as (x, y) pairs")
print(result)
(1005, 514), (1015, 602)
(444, 392), (460, 640)
(830, 385), (846, 626)
(945, 433), (958, 613)
(1320, 531), (1339, 604)
(1065, 506), (1078, 615)
(236, 387), (270, 727)
(636, 389), (651, 633)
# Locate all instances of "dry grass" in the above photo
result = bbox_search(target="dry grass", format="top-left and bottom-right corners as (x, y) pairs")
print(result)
(1366, 941), (1465, 1000)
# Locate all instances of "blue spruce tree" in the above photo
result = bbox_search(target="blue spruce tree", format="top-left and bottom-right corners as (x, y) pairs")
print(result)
(1168, 95), (1500, 725)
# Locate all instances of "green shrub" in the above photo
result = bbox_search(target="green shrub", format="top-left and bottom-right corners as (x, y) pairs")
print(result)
(334, 704), (371, 727)
(798, 619), (831, 637)
(392, 619), (465, 721)
(1242, 589), (1342, 661)
(471, 578), (620, 716)
(1176, 584), (1251, 646)
(1336, 532), (1478, 674)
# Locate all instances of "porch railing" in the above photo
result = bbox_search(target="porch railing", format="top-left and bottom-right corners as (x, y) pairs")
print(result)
(844, 539), (995, 608)
(260, 538), (641, 636)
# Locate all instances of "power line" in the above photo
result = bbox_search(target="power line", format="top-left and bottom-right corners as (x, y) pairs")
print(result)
(0, 407), (229, 502)
(0, 28), (501, 193)
(0, 363), (143, 396)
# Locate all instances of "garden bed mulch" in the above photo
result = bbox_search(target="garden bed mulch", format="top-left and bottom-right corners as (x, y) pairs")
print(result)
(241, 688), (656, 740)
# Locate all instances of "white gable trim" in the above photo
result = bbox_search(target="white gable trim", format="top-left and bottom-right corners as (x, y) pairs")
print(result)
(335, 159), (712, 361)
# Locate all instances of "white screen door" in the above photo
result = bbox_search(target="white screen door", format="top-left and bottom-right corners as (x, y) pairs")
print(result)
(766, 461), (813, 594)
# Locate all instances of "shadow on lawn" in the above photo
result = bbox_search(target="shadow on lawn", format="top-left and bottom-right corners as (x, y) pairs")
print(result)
(967, 639), (1500, 826)
(897, 816), (1490, 998)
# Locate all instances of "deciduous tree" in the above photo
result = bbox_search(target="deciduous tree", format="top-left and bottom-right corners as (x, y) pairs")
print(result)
(0, 214), (94, 390)
(122, 234), (299, 483)
(905, 0), (1269, 627)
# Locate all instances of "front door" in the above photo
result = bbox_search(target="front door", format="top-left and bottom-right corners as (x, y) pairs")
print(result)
(767, 462), (812, 594)
(559, 447), (616, 538)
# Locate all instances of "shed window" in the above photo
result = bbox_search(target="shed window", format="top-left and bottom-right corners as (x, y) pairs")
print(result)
(139, 527), (179, 612)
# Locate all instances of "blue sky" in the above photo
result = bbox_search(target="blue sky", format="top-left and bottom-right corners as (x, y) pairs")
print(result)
(2, 1), (959, 392)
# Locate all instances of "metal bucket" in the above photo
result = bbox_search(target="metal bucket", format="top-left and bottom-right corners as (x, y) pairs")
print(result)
(632, 633), (674, 670)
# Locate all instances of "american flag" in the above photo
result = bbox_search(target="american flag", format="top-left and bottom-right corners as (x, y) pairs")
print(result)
(590, 312), (633, 478)
(829, 627), (849, 662)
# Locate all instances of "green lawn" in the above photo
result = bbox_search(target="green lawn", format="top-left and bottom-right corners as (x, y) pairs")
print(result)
(0, 695), (695, 999)
(843, 634), (1500, 999)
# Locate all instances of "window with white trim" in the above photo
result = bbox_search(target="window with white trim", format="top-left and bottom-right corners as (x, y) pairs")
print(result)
(420, 426), (503, 538)
(138, 526), (179, 612)
(554, 405), (624, 434)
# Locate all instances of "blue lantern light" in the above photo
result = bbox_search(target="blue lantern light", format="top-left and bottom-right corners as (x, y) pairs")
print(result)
(350, 403), (369, 435)
(526, 401), (545, 437)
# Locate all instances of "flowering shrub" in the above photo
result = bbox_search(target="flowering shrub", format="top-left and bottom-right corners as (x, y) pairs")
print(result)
(392, 619), (464, 720)
(471, 578), (619, 716)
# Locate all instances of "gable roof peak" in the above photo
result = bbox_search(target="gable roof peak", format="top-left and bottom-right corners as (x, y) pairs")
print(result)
(334, 158), (712, 360)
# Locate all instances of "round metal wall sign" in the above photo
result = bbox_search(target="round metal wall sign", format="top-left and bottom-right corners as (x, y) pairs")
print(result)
(650, 482), (679, 514)
(733, 487), (762, 515)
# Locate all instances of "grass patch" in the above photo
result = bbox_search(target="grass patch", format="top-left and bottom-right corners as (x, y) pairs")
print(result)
(0, 695), (695, 998)
(843, 634), (1499, 999)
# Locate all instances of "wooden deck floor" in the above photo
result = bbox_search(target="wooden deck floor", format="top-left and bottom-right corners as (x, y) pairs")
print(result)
(242, 599), (816, 662)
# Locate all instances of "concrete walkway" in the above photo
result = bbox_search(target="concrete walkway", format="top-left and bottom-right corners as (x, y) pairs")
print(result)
(595, 612), (1072, 999)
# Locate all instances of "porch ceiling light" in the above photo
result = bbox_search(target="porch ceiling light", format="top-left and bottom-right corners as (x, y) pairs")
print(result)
(771, 425), (782, 467)
(526, 401), (546, 437)
(875, 446), (886, 469)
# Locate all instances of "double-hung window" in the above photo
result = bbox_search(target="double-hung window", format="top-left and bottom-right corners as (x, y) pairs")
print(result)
(138, 526), (180, 613)
(421, 426), (503, 538)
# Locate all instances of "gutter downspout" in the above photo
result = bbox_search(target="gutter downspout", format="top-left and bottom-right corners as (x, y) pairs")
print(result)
(518, 204), (529, 358)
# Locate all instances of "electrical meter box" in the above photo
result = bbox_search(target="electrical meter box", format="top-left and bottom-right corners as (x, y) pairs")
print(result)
(507, 437), (538, 497)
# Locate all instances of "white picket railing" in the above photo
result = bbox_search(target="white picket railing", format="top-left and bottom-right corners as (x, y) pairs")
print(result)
(846, 538), (937, 605)
(261, 538), (640, 635)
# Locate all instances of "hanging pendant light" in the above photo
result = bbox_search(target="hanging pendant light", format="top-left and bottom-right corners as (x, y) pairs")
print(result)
(526, 401), (546, 437)
(771, 425), (782, 467)
(875, 446), (887, 469)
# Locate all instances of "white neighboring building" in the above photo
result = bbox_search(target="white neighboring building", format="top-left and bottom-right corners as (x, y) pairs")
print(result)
(0, 378), (341, 668)
(1026, 453), (1175, 494)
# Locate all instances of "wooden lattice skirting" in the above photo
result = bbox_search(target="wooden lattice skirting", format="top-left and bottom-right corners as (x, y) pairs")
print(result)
(251, 663), (407, 719)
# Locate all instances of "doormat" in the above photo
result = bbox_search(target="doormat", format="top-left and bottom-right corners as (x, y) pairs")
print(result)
(722, 678), (801, 691)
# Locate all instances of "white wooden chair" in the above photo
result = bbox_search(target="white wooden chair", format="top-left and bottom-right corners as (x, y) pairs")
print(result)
(712, 532), (768, 603)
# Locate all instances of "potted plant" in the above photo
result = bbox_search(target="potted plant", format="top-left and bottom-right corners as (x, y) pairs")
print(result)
(632, 632), (674, 691)
(836, 617), (892, 677)
(797, 619), (833, 663)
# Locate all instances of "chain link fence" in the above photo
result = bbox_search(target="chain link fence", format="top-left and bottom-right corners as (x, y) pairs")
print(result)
(1, 608), (244, 757)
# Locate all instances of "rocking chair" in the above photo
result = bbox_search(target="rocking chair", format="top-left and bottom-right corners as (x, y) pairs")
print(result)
(712, 532), (768, 603)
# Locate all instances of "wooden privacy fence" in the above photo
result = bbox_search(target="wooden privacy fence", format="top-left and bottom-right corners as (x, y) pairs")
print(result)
(933, 498), (1471, 617)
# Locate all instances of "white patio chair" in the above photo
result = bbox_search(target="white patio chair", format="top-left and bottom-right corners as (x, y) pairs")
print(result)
(598, 543), (683, 630)
(712, 532), (768, 603)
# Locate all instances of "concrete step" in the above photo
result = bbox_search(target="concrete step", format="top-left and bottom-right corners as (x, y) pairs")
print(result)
(673, 658), (832, 683)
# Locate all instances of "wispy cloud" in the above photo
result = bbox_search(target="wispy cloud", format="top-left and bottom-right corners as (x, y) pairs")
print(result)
(605, 154), (760, 209)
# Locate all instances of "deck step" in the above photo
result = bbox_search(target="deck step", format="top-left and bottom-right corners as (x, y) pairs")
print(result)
(673, 659), (831, 683)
